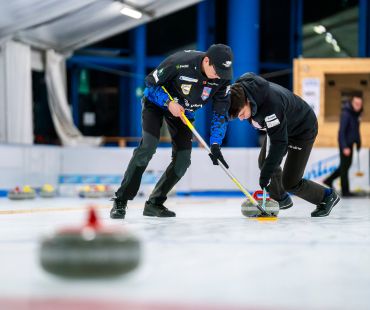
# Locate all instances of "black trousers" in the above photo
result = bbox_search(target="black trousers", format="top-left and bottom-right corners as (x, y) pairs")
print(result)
(324, 145), (353, 195)
(115, 99), (193, 205)
(258, 136), (326, 205)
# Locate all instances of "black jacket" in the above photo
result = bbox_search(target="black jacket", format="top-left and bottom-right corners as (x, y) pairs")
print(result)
(235, 73), (318, 182)
(338, 101), (362, 150)
(145, 50), (231, 117)
(144, 50), (231, 145)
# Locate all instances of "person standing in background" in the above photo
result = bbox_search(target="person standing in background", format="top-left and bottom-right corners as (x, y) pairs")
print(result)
(323, 93), (363, 197)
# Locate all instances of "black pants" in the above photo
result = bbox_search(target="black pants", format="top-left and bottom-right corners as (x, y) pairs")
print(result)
(115, 99), (193, 205)
(324, 146), (353, 195)
(258, 136), (326, 205)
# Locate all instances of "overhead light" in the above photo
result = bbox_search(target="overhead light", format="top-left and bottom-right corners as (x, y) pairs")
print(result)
(313, 25), (326, 34)
(333, 45), (341, 53)
(120, 6), (142, 19)
(313, 23), (343, 54)
(325, 32), (333, 43)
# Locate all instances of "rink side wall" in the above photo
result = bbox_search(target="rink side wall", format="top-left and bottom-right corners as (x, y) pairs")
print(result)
(0, 145), (369, 196)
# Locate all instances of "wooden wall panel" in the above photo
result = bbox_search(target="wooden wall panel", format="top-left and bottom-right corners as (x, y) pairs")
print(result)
(294, 58), (370, 147)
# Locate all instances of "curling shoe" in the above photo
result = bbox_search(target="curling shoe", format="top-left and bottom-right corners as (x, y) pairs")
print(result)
(143, 201), (176, 217)
(311, 190), (340, 217)
(277, 194), (293, 210)
(110, 197), (127, 219)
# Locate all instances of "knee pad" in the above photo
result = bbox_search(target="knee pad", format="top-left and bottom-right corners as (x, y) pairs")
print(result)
(173, 149), (191, 177)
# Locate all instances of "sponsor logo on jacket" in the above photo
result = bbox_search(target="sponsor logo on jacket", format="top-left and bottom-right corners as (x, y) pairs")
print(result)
(181, 84), (192, 95)
(176, 64), (189, 69)
(265, 114), (280, 128)
(179, 76), (198, 83)
(201, 87), (212, 101)
(288, 145), (302, 150)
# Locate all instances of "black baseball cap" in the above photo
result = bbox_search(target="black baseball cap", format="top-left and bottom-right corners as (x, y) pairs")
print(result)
(206, 44), (233, 80)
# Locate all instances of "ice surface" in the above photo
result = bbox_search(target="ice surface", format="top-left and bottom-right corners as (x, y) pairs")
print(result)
(0, 196), (369, 310)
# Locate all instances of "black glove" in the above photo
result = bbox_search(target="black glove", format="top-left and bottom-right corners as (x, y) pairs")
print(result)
(209, 144), (229, 168)
(259, 175), (271, 191)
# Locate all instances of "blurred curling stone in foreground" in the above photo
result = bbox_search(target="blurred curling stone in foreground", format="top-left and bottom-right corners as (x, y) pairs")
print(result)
(39, 207), (141, 278)
(8, 185), (36, 200)
(241, 190), (279, 217)
(40, 184), (57, 198)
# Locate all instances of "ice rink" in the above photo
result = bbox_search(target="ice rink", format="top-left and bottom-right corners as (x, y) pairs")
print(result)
(0, 195), (369, 310)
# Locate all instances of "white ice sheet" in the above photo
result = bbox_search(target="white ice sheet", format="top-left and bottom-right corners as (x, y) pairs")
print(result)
(0, 196), (369, 310)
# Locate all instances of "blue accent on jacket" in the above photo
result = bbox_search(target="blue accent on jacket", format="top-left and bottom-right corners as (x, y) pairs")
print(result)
(144, 86), (195, 120)
(143, 86), (170, 109)
(210, 112), (228, 145)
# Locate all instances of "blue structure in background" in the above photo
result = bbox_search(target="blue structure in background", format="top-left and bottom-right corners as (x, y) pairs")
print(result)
(290, 0), (303, 59)
(195, 0), (215, 142)
(226, 0), (260, 147)
(129, 25), (146, 138)
(67, 0), (370, 147)
(359, 0), (370, 57)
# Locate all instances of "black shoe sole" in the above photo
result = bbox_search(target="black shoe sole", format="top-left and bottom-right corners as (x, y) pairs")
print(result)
(110, 210), (126, 219)
(143, 207), (176, 217)
(311, 195), (340, 217)
(110, 214), (126, 219)
(143, 210), (156, 217)
(279, 202), (293, 210)
(143, 210), (176, 217)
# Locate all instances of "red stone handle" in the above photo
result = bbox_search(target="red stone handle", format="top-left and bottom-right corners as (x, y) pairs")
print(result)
(253, 190), (271, 201)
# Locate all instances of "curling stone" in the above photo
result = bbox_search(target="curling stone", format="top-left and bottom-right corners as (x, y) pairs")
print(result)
(103, 185), (116, 198)
(8, 186), (24, 200)
(39, 208), (141, 278)
(8, 185), (36, 200)
(79, 185), (104, 198)
(22, 185), (36, 199)
(241, 190), (279, 217)
(40, 184), (57, 198)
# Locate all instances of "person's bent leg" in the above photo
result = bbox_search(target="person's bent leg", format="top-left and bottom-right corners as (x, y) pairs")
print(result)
(270, 167), (293, 209)
(111, 100), (163, 219)
(144, 113), (192, 217)
(115, 131), (160, 200)
(259, 135), (291, 209)
(144, 149), (191, 217)
(281, 140), (340, 217)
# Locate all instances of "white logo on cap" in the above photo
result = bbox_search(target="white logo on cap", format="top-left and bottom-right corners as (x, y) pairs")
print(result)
(222, 61), (232, 68)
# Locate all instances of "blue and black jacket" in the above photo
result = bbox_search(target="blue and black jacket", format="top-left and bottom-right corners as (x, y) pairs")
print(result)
(143, 50), (231, 145)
